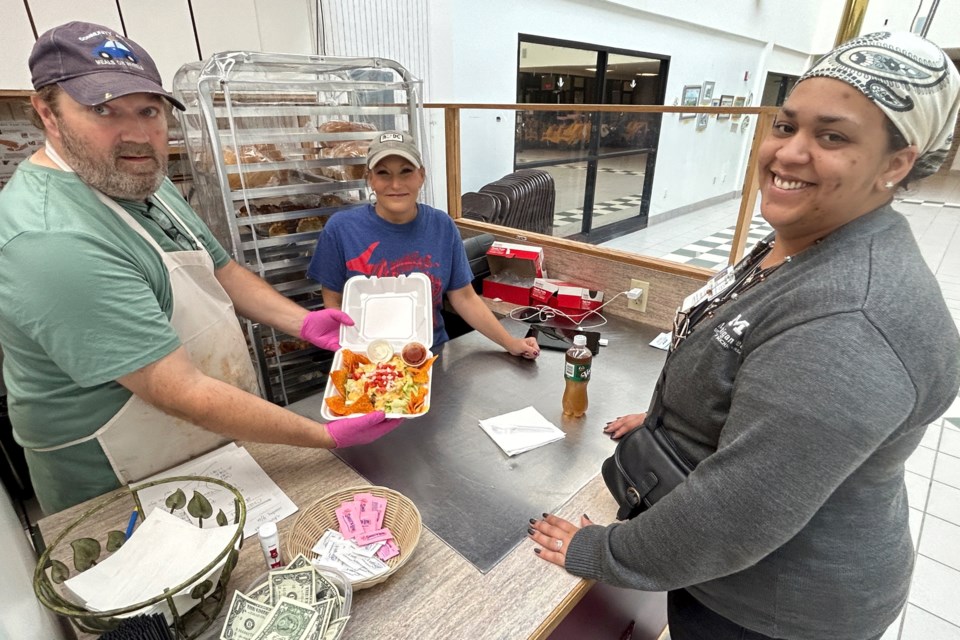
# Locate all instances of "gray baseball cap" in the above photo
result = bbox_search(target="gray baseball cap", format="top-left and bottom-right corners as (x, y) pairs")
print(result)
(30, 21), (185, 111)
(365, 130), (423, 169)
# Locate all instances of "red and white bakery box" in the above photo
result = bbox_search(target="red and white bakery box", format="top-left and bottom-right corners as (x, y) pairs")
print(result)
(530, 278), (604, 319)
(481, 242), (545, 306)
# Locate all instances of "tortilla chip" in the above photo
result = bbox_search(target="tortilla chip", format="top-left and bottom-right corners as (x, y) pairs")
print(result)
(329, 369), (348, 396)
(341, 349), (372, 372)
(409, 355), (437, 384)
(325, 395), (349, 416)
(408, 387), (428, 414)
(348, 394), (374, 414)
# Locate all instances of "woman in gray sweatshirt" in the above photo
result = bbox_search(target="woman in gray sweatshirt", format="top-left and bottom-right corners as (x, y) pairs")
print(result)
(529, 31), (960, 640)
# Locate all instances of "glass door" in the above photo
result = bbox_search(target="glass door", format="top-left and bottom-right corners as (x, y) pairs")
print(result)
(515, 36), (667, 241)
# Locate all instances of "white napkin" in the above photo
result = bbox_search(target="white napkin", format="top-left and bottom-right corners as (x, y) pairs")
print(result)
(64, 508), (235, 616)
(479, 406), (565, 456)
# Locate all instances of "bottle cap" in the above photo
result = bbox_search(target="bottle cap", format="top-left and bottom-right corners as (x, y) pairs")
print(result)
(258, 521), (278, 538)
(573, 334), (587, 346)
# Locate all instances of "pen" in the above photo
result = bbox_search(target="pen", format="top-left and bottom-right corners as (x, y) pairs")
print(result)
(124, 509), (138, 540)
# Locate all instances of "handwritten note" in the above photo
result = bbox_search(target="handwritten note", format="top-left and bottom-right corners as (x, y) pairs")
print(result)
(136, 443), (298, 538)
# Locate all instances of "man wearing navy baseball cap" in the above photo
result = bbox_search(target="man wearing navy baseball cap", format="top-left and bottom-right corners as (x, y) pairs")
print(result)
(30, 21), (186, 112)
(0, 22), (402, 514)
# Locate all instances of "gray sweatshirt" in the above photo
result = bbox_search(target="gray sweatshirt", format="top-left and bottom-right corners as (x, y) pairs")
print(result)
(564, 206), (960, 640)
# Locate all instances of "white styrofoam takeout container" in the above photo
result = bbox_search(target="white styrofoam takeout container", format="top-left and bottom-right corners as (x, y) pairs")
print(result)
(320, 273), (434, 420)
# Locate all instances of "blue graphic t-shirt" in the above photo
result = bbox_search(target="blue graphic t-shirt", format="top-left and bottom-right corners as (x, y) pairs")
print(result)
(306, 203), (473, 347)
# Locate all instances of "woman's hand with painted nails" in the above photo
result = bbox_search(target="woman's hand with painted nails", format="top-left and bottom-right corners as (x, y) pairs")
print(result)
(602, 412), (646, 440)
(528, 512), (593, 568)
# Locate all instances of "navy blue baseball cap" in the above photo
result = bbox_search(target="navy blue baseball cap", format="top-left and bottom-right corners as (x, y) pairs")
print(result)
(29, 21), (185, 111)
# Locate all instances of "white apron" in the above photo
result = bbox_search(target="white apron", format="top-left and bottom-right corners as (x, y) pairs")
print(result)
(31, 145), (260, 484)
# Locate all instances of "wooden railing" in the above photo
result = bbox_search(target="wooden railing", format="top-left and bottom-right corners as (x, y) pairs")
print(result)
(425, 103), (778, 273)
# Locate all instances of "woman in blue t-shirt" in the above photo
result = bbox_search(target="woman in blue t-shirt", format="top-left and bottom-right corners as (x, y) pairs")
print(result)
(307, 130), (540, 356)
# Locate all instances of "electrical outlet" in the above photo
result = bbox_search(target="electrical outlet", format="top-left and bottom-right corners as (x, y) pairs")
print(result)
(628, 279), (650, 312)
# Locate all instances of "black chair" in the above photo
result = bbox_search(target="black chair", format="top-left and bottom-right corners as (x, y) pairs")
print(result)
(442, 233), (495, 340)
(461, 192), (501, 224)
(477, 170), (555, 235)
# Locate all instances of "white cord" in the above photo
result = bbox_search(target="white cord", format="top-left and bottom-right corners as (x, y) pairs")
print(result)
(506, 291), (632, 330)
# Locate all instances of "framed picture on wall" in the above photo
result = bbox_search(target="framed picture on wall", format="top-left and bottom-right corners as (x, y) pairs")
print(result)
(680, 84), (701, 119)
(696, 112), (708, 130)
(731, 96), (746, 122)
(718, 94), (734, 121)
(701, 81), (716, 103)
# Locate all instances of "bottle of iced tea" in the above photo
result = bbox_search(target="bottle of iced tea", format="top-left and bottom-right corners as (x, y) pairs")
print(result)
(562, 334), (591, 417)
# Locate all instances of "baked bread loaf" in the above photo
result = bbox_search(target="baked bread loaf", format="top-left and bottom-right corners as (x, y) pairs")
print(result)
(315, 141), (370, 181)
(296, 216), (326, 233)
(224, 145), (286, 190)
(317, 119), (375, 137)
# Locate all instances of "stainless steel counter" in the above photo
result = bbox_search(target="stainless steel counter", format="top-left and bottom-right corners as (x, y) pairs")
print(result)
(39, 316), (671, 640)
(288, 317), (666, 572)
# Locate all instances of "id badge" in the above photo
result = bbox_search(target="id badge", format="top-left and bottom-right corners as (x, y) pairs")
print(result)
(679, 266), (736, 312)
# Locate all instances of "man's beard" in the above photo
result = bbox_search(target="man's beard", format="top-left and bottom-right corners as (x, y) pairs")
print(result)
(56, 119), (166, 200)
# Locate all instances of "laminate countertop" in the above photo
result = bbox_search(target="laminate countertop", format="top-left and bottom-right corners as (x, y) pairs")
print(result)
(37, 317), (669, 639)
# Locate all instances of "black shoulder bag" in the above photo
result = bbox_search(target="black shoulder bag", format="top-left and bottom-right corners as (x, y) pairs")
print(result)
(601, 416), (695, 520)
(601, 238), (774, 520)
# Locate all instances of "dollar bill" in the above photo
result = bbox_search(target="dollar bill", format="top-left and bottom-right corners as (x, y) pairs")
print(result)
(300, 609), (327, 640)
(321, 616), (350, 640)
(250, 597), (317, 640)
(269, 567), (316, 605)
(314, 569), (341, 602)
(220, 591), (272, 640)
(310, 597), (337, 638)
(285, 553), (312, 570)
(248, 580), (272, 606)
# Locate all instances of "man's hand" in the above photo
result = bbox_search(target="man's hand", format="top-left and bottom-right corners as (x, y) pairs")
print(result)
(326, 411), (404, 447)
(300, 309), (355, 351)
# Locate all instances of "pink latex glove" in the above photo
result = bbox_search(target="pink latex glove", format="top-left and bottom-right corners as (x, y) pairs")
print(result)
(326, 411), (404, 447)
(299, 309), (354, 351)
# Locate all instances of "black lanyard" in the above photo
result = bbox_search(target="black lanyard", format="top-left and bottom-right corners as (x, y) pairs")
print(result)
(671, 234), (775, 352)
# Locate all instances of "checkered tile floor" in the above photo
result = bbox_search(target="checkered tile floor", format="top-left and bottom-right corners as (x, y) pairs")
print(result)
(554, 163), (645, 177)
(553, 195), (950, 263)
(660, 215), (774, 271)
(896, 197), (960, 208)
(553, 192), (645, 226)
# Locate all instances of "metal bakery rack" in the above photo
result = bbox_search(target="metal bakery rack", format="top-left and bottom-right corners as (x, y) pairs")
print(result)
(173, 52), (425, 405)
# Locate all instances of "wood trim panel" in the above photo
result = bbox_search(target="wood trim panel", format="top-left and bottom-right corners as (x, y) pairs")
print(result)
(458, 221), (708, 330)
(729, 109), (776, 264)
(444, 107), (462, 219)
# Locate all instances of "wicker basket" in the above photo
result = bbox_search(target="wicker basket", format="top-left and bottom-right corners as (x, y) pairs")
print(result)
(33, 476), (245, 638)
(286, 485), (421, 590)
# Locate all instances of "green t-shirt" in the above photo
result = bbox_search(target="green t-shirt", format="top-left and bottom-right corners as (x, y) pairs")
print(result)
(0, 161), (230, 513)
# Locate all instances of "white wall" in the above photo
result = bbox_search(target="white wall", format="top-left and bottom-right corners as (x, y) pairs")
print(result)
(594, 0), (843, 55)
(424, 0), (843, 217)
(17, 1), (947, 220)
(861, 0), (960, 49)
(0, 0), (36, 90)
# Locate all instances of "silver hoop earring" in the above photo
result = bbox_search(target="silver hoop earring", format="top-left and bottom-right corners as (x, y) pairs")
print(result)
(368, 192), (377, 203)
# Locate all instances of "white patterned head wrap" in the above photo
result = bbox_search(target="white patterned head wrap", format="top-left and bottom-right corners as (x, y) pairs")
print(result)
(798, 31), (960, 179)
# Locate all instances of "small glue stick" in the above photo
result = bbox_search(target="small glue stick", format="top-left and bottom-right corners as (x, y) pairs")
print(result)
(258, 521), (283, 569)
